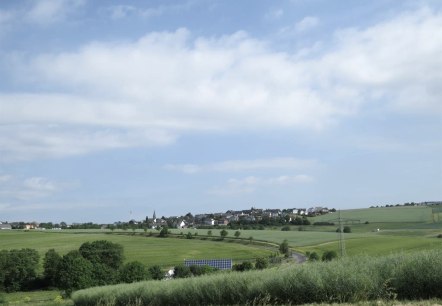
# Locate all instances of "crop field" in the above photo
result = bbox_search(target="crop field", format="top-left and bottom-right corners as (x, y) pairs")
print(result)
(311, 206), (433, 223)
(1, 206), (440, 269)
(0, 231), (272, 269)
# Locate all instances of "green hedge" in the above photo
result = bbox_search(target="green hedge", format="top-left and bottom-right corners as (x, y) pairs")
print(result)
(72, 250), (442, 305)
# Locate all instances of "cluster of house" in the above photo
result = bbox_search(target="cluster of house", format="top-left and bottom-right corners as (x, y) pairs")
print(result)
(0, 221), (45, 230)
(155, 206), (331, 229)
(0, 206), (332, 230)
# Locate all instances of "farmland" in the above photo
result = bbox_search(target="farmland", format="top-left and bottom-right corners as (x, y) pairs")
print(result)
(0, 231), (272, 269)
(1, 205), (441, 267)
(0, 205), (441, 305)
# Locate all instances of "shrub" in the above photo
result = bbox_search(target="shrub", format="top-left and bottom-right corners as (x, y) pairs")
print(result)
(336, 226), (352, 233)
(281, 225), (291, 231)
(189, 265), (217, 276)
(322, 250), (338, 261)
(220, 229), (228, 239)
(119, 261), (149, 283)
(255, 257), (269, 270)
(308, 252), (320, 261)
(279, 239), (289, 255)
(232, 261), (253, 272)
(148, 265), (163, 280)
(173, 265), (192, 278)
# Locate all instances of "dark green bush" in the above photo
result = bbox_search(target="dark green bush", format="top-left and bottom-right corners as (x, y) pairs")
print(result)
(119, 261), (149, 283)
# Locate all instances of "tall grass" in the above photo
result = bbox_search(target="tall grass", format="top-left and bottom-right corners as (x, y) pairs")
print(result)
(72, 250), (442, 305)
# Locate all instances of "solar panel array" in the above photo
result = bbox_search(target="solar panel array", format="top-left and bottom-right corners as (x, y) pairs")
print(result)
(184, 259), (233, 270)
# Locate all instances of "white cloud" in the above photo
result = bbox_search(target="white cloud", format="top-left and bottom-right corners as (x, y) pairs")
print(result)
(165, 157), (317, 174)
(106, 2), (195, 20)
(1, 8), (441, 161)
(209, 174), (314, 195)
(107, 5), (137, 20)
(26, 0), (85, 25)
(0, 176), (62, 200)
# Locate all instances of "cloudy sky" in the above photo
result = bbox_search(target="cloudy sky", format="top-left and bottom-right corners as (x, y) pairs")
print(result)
(1, 0), (441, 223)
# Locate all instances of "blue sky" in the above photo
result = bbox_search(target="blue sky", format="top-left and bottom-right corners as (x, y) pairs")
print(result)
(0, 0), (441, 223)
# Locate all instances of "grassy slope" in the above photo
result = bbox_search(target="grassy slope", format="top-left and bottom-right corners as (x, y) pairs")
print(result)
(72, 250), (442, 305)
(311, 206), (433, 223)
(0, 231), (271, 268)
(172, 205), (441, 255)
(1, 206), (440, 267)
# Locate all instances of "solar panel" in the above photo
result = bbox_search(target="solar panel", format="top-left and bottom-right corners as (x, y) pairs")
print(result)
(184, 259), (232, 270)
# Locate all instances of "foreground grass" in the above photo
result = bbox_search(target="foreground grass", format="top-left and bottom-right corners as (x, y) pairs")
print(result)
(0, 290), (73, 305)
(72, 250), (442, 305)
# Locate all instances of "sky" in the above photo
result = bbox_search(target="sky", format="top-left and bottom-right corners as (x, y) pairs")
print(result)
(0, 0), (441, 224)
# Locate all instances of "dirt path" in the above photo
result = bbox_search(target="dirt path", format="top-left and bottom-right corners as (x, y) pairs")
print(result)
(292, 251), (307, 263)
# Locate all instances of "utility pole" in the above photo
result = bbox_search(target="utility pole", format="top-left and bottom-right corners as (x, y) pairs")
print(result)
(327, 210), (360, 258)
(338, 210), (346, 257)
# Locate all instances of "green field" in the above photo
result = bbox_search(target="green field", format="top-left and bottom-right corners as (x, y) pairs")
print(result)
(0, 205), (441, 267)
(0, 231), (272, 269)
(311, 206), (433, 223)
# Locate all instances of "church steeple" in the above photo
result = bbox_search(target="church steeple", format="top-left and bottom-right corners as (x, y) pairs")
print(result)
(153, 210), (157, 223)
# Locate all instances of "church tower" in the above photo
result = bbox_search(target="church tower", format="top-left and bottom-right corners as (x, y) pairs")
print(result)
(153, 210), (157, 223)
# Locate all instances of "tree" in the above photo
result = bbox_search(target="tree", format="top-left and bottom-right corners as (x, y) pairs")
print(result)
(79, 240), (124, 270)
(43, 249), (62, 287)
(220, 229), (228, 239)
(186, 232), (193, 239)
(91, 262), (118, 286)
(57, 250), (93, 294)
(159, 227), (169, 237)
(207, 230), (212, 237)
(149, 265), (163, 280)
(255, 257), (269, 270)
(1, 249), (39, 292)
(336, 226), (352, 233)
(322, 250), (338, 261)
(234, 230), (241, 238)
(279, 239), (289, 256)
(119, 261), (149, 283)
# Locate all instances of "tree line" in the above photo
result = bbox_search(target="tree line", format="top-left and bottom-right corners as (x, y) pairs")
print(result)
(0, 241), (163, 295)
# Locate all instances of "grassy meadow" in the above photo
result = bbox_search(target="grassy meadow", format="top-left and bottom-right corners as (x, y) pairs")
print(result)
(0, 231), (272, 269)
(311, 206), (433, 223)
